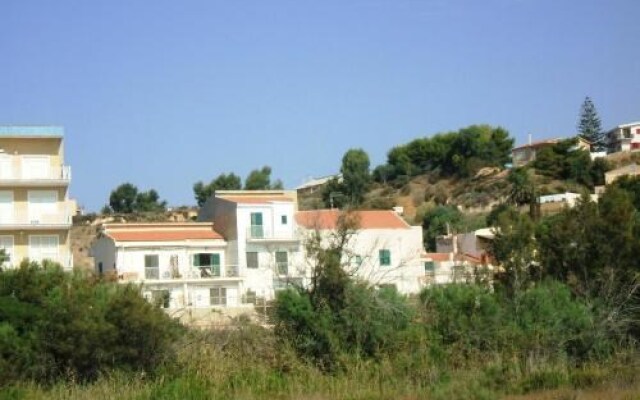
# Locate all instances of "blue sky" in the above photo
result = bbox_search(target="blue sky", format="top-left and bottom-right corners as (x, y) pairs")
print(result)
(1, 0), (639, 211)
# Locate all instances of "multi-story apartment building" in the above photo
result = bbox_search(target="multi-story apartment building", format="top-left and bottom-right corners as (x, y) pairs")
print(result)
(198, 190), (306, 301)
(0, 126), (73, 269)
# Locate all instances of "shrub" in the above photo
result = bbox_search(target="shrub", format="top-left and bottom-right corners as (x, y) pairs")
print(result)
(0, 261), (180, 384)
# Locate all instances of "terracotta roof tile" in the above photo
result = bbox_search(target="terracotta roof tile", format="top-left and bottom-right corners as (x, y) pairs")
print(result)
(107, 230), (224, 242)
(219, 196), (294, 204)
(423, 253), (452, 262)
(295, 209), (410, 230)
(103, 223), (224, 242)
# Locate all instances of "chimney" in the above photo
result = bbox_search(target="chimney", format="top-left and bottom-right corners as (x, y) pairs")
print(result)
(528, 132), (532, 146)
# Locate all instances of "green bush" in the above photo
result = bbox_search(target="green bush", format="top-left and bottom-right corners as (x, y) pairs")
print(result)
(0, 261), (180, 384)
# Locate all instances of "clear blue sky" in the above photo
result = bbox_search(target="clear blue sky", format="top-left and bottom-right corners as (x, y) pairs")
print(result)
(1, 0), (639, 211)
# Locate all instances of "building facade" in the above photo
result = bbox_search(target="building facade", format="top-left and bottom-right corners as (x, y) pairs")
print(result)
(0, 126), (73, 269)
(198, 190), (306, 301)
(606, 122), (640, 153)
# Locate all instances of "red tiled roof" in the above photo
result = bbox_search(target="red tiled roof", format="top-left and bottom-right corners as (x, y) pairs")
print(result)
(108, 230), (223, 242)
(295, 209), (410, 230)
(423, 253), (451, 262)
(512, 139), (559, 151)
(103, 223), (224, 242)
(219, 196), (294, 204)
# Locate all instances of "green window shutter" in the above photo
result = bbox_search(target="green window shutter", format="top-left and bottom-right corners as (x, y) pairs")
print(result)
(192, 254), (200, 267)
(379, 249), (391, 266)
(424, 261), (435, 272)
(212, 253), (221, 266)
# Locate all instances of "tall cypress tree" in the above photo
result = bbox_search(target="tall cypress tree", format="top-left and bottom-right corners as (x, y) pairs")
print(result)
(577, 96), (605, 151)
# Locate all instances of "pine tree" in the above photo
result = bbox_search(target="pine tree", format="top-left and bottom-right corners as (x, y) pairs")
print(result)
(577, 96), (605, 151)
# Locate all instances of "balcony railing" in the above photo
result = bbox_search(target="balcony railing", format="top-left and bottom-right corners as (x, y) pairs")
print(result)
(246, 226), (298, 241)
(123, 264), (243, 282)
(0, 164), (71, 183)
(0, 207), (73, 227)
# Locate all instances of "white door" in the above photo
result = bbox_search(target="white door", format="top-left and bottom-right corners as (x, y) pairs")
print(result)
(22, 156), (50, 179)
(0, 155), (12, 179)
(0, 191), (14, 224)
(28, 190), (57, 224)
(0, 235), (14, 267)
(29, 235), (59, 263)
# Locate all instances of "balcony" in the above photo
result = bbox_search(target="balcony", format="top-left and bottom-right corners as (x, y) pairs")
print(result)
(246, 226), (299, 242)
(120, 264), (243, 283)
(0, 207), (73, 230)
(0, 164), (71, 187)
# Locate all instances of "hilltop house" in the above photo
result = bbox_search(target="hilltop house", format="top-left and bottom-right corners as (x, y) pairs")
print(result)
(511, 138), (560, 167)
(606, 122), (640, 153)
(0, 126), (74, 269)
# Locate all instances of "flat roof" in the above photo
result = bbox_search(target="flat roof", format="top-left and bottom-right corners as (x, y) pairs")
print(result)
(0, 126), (64, 138)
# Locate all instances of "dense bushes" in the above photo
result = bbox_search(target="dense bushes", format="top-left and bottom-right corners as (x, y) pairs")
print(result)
(0, 261), (179, 384)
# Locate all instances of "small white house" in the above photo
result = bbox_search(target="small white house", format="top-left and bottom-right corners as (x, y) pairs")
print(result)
(91, 223), (250, 319)
(538, 192), (582, 207)
(295, 209), (426, 294)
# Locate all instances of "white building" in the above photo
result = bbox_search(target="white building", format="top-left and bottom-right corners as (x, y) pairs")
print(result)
(295, 209), (426, 294)
(198, 190), (306, 301)
(93, 191), (430, 321)
(91, 223), (252, 324)
(607, 122), (640, 153)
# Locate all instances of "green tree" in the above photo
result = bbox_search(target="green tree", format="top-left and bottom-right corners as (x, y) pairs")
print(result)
(340, 149), (371, 206)
(109, 183), (138, 213)
(108, 183), (167, 213)
(422, 205), (463, 251)
(193, 172), (242, 206)
(577, 96), (605, 151)
(135, 189), (167, 212)
(244, 166), (282, 190)
(490, 211), (538, 298)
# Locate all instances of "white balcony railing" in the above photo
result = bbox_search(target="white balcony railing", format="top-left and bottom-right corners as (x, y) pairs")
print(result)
(0, 163), (71, 183)
(121, 264), (243, 282)
(0, 207), (73, 227)
(246, 226), (298, 241)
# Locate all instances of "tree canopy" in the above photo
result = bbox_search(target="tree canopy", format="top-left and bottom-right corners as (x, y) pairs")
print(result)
(193, 173), (242, 206)
(108, 183), (167, 213)
(244, 166), (283, 190)
(340, 148), (371, 206)
(376, 125), (513, 182)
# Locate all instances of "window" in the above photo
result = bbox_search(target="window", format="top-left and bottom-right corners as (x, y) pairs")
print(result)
(275, 251), (288, 275)
(281, 215), (288, 224)
(379, 249), (391, 266)
(29, 235), (59, 263)
(144, 255), (159, 279)
(210, 287), (227, 306)
(623, 128), (632, 138)
(246, 251), (259, 269)
(192, 253), (221, 277)
(28, 190), (58, 224)
(21, 156), (50, 179)
(354, 255), (363, 267)
(250, 212), (264, 238)
(424, 261), (435, 275)
(0, 235), (13, 267)
(151, 289), (170, 308)
(243, 289), (257, 304)
(0, 191), (13, 224)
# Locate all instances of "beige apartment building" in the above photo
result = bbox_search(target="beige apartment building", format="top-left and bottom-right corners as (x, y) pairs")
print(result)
(0, 126), (73, 269)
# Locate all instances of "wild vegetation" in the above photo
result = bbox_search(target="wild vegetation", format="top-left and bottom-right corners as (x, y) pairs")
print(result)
(4, 182), (640, 398)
